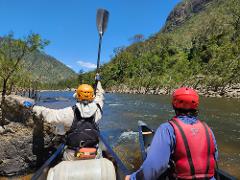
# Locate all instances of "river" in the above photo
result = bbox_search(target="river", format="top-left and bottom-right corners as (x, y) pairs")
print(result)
(36, 91), (240, 179)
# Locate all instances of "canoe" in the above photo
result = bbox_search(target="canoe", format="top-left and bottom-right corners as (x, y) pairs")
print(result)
(31, 144), (116, 180)
(138, 120), (237, 180)
(31, 133), (127, 180)
(31, 143), (65, 180)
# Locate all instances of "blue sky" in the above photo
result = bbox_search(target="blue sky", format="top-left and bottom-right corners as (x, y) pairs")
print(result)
(0, 0), (181, 73)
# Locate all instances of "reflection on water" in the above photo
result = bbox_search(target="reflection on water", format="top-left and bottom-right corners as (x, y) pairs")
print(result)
(37, 92), (240, 178)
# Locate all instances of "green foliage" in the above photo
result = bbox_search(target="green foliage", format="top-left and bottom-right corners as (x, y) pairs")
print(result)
(0, 33), (47, 80)
(0, 33), (50, 125)
(0, 33), (48, 91)
(82, 0), (240, 92)
(23, 51), (77, 84)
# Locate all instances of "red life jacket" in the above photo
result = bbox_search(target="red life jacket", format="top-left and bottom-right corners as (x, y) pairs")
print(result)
(169, 117), (215, 179)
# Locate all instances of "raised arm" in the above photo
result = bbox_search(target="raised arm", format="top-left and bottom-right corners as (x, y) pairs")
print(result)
(94, 81), (105, 123)
(32, 105), (74, 128)
(95, 81), (105, 109)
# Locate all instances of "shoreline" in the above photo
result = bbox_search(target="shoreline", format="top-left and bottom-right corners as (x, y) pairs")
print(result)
(106, 83), (240, 98)
(14, 84), (240, 99)
(39, 88), (75, 92)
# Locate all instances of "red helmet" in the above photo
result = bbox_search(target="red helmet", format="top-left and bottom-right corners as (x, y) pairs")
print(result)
(172, 87), (199, 110)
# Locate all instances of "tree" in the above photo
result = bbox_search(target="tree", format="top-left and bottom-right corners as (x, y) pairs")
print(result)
(129, 34), (145, 44)
(0, 33), (49, 126)
(78, 69), (85, 84)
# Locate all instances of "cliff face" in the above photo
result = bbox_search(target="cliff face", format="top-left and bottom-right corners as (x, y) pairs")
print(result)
(163, 0), (215, 32)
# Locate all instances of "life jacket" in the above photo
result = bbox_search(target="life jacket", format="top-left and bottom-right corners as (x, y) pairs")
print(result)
(66, 105), (101, 149)
(169, 117), (215, 179)
(75, 147), (97, 160)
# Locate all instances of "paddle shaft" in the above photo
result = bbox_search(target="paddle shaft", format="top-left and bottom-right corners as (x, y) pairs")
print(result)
(94, 35), (102, 95)
(138, 125), (147, 162)
(96, 34), (102, 73)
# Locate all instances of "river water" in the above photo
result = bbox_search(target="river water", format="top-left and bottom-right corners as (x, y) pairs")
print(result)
(37, 91), (240, 179)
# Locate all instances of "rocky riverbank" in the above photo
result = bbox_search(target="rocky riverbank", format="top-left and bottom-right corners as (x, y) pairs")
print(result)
(107, 83), (240, 98)
(0, 95), (56, 177)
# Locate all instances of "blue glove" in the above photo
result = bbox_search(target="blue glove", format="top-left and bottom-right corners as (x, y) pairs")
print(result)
(95, 73), (101, 81)
(23, 101), (34, 108)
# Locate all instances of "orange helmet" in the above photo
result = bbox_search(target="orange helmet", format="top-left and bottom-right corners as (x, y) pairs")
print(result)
(76, 84), (94, 101)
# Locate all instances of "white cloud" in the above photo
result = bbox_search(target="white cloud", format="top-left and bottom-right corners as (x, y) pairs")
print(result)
(77, 60), (97, 69)
(67, 65), (72, 68)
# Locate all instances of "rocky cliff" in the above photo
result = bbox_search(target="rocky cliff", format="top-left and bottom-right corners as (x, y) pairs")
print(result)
(163, 0), (215, 32)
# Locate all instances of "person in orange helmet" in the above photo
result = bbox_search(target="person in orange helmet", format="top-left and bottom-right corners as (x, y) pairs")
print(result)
(24, 74), (104, 160)
(126, 87), (218, 180)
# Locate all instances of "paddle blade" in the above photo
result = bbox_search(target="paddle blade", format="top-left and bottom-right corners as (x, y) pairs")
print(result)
(96, 9), (109, 36)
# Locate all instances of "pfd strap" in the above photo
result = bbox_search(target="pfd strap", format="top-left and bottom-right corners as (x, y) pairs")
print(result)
(96, 103), (103, 115)
(67, 105), (82, 132)
(171, 119), (196, 179)
(201, 122), (211, 177)
(72, 105), (82, 120)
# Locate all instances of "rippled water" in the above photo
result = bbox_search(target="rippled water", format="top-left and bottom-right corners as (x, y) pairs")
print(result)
(37, 91), (240, 178)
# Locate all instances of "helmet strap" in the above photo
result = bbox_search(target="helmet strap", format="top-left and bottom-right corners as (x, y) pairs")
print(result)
(174, 108), (198, 117)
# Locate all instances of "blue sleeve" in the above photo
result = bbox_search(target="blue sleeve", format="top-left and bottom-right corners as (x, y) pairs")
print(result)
(210, 129), (218, 161)
(130, 123), (175, 180)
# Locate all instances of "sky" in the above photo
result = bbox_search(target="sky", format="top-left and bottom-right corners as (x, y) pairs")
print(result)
(0, 0), (182, 73)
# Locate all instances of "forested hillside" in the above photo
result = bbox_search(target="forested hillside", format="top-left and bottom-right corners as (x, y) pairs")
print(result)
(82, 0), (240, 96)
(24, 51), (76, 84)
(0, 33), (77, 94)
(21, 50), (78, 90)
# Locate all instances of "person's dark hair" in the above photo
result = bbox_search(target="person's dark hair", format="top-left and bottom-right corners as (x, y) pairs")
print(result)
(174, 108), (199, 117)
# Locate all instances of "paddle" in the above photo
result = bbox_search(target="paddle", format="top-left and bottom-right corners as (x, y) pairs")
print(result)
(95, 9), (130, 176)
(96, 8), (109, 73)
(31, 143), (65, 180)
(94, 8), (109, 93)
(138, 121), (154, 162)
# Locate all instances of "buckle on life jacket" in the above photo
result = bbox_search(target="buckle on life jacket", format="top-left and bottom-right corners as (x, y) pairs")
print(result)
(75, 147), (97, 159)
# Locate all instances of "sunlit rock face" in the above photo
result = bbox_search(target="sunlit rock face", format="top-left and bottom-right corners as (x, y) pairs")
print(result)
(0, 95), (55, 176)
(163, 0), (215, 32)
(2, 95), (34, 125)
(0, 122), (36, 176)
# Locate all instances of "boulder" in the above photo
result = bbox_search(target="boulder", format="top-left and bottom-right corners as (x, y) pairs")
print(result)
(0, 95), (56, 176)
(3, 95), (34, 125)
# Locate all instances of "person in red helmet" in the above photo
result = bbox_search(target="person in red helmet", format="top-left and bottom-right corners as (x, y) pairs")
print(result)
(126, 87), (218, 180)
